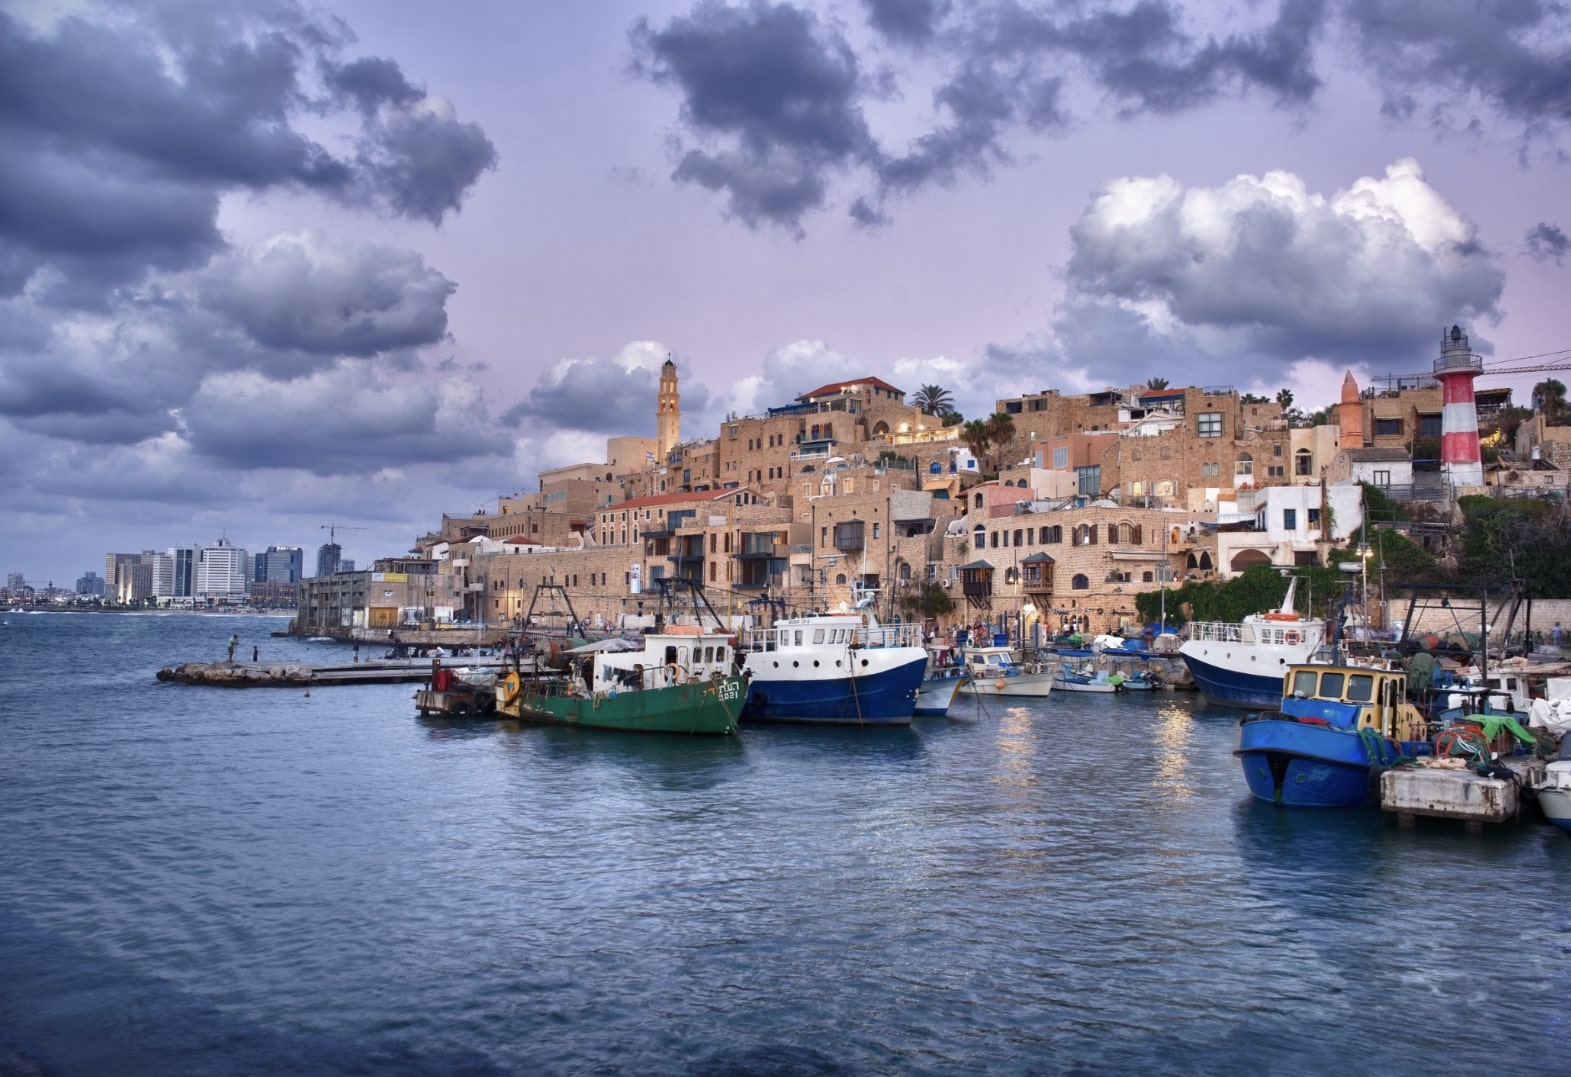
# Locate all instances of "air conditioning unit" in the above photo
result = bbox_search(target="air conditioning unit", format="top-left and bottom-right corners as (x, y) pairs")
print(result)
(941, 579), (952, 588)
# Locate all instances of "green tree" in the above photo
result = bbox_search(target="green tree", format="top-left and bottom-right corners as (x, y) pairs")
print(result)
(959, 418), (992, 461)
(913, 384), (955, 416)
(900, 580), (955, 621)
(1145, 377), (1171, 390)
(1276, 388), (1294, 411)
(985, 412), (1016, 464)
(1533, 378), (1567, 425)
(1456, 495), (1571, 597)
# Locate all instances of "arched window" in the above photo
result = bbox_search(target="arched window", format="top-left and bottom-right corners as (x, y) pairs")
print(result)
(1118, 522), (1134, 544)
(1230, 549), (1271, 571)
(973, 524), (987, 548)
(1155, 480), (1175, 497)
(1142, 571), (1154, 582)
(974, 493), (985, 509)
(835, 573), (847, 584)
(1295, 449), (1313, 477)
(1072, 574), (1089, 590)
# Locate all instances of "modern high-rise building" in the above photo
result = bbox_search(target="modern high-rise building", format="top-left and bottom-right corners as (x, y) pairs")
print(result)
(255, 545), (304, 583)
(196, 537), (249, 600)
(76, 571), (105, 596)
(171, 546), (199, 598)
(6, 571), (23, 593)
(315, 542), (342, 577)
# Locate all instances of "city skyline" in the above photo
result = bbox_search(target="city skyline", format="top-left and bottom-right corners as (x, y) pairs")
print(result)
(3, 0), (1569, 585)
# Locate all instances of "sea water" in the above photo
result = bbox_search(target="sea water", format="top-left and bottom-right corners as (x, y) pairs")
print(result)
(1, 612), (1567, 1075)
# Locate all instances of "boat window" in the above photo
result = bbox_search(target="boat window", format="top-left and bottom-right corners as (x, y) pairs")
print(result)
(1319, 672), (1345, 699)
(1291, 670), (1318, 697)
(813, 629), (825, 644)
(703, 646), (714, 663)
(1346, 674), (1374, 703)
(794, 630), (803, 646)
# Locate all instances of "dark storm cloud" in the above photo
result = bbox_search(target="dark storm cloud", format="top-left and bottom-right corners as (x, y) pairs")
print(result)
(181, 369), (509, 475)
(635, 1), (1327, 231)
(0, 4), (494, 304)
(1343, 0), (1571, 131)
(201, 234), (455, 358)
(630, 0), (877, 233)
(324, 56), (425, 116)
(1526, 222), (1569, 265)
(863, 0), (952, 46)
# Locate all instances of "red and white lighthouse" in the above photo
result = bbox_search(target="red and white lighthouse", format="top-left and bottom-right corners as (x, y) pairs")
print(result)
(1434, 324), (1484, 488)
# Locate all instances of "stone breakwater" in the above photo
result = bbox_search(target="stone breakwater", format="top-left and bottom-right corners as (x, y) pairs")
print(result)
(156, 662), (315, 686)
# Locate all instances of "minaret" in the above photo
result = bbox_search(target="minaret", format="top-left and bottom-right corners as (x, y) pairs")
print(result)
(1434, 324), (1483, 488)
(656, 356), (681, 460)
(1338, 371), (1364, 449)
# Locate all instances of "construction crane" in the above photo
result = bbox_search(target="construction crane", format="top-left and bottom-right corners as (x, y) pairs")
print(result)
(321, 523), (367, 544)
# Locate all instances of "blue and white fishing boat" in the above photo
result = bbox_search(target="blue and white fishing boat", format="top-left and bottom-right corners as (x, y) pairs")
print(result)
(1052, 665), (1157, 693)
(914, 663), (970, 715)
(956, 643), (1056, 697)
(1234, 661), (1431, 807)
(1179, 577), (1326, 709)
(740, 589), (927, 725)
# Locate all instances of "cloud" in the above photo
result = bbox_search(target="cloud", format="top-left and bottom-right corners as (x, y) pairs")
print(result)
(1526, 222), (1568, 265)
(0, 3), (494, 306)
(201, 232), (456, 358)
(1343, 0), (1571, 135)
(500, 342), (711, 436)
(182, 365), (509, 475)
(863, 0), (952, 47)
(998, 159), (1503, 389)
(630, 0), (877, 234)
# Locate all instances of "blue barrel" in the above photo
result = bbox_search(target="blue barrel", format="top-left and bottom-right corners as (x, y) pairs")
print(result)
(994, 633), (1008, 647)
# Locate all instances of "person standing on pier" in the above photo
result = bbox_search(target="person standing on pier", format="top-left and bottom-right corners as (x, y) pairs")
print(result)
(252, 645), (259, 663)
(227, 634), (238, 662)
(353, 642), (360, 663)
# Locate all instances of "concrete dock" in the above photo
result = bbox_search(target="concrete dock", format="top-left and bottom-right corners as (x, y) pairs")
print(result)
(1380, 757), (1547, 830)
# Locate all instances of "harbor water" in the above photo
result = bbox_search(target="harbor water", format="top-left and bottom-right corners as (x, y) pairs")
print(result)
(2, 612), (1567, 1075)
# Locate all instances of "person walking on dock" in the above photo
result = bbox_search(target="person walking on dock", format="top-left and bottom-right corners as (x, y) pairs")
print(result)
(353, 643), (360, 663)
(227, 635), (238, 663)
(252, 645), (259, 663)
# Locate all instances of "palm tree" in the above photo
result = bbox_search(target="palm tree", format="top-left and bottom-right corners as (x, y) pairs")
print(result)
(913, 384), (954, 417)
(985, 412), (1016, 460)
(959, 419), (992, 462)
(1533, 378), (1567, 425)
(1145, 377), (1170, 391)
(1276, 388), (1294, 411)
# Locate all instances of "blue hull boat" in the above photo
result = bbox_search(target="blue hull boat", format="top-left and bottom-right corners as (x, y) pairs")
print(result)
(1183, 653), (1289, 710)
(742, 655), (927, 724)
(1233, 663), (1431, 808)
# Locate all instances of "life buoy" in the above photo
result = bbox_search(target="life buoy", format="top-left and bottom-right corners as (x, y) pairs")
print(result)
(1283, 630), (1301, 645)
(665, 662), (682, 686)
(1264, 612), (1297, 621)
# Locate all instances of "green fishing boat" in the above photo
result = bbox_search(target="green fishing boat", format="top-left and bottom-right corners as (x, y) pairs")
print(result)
(495, 625), (746, 735)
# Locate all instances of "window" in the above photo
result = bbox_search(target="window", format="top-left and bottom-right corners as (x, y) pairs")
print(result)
(1076, 465), (1100, 496)
(1372, 470), (1391, 487)
(1198, 412), (1223, 438)
(1131, 447), (1142, 461)
(1053, 446), (1068, 469)
(1374, 418), (1403, 437)
(1155, 480), (1175, 497)
(1272, 444), (1282, 456)
(1072, 574), (1089, 590)
(1419, 414), (1442, 439)
(1268, 465), (1284, 477)
(1283, 508), (1297, 530)
(1295, 449), (1313, 477)
(1236, 454), (1254, 479)
(1308, 508), (1321, 527)
(1202, 462), (1220, 478)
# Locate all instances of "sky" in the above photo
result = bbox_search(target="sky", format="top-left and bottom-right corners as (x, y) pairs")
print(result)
(3, 0), (1569, 587)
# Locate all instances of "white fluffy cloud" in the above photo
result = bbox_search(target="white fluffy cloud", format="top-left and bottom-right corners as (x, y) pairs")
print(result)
(1025, 158), (1505, 391)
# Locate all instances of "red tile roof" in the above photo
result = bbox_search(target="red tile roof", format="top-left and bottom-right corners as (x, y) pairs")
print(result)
(797, 376), (905, 401)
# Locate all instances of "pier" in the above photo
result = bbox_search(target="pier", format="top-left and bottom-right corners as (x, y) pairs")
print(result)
(1379, 757), (1547, 830)
(156, 656), (522, 687)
